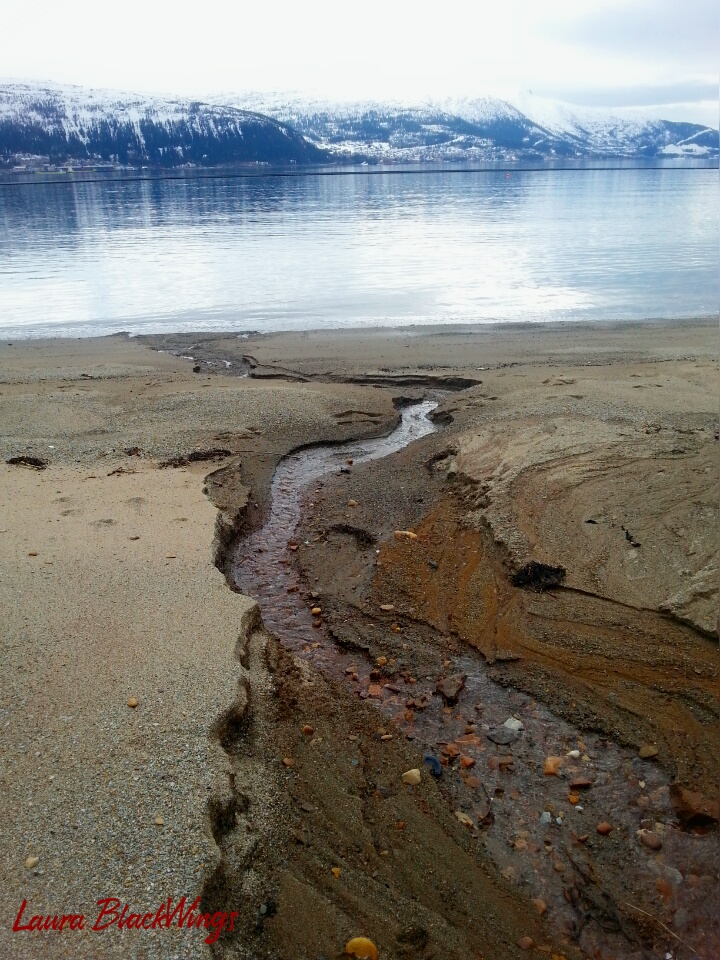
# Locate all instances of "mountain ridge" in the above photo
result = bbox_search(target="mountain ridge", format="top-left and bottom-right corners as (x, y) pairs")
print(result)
(229, 90), (719, 162)
(0, 82), (327, 169)
(1, 81), (716, 169)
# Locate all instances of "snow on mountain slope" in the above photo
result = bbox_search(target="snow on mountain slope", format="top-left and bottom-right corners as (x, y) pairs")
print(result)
(229, 90), (718, 161)
(2, 82), (716, 168)
(0, 82), (326, 168)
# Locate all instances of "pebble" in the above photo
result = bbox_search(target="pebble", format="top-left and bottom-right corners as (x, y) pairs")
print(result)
(503, 717), (524, 731)
(376, 656), (387, 666)
(348, 499), (358, 507)
(569, 777), (593, 789)
(639, 829), (662, 850)
(566, 749), (580, 759)
(331, 867), (342, 878)
(487, 727), (518, 746)
(460, 755), (476, 769)
(441, 743), (460, 758)
(436, 674), (467, 704)
(423, 755), (443, 777)
(126, 697), (139, 709)
(394, 530), (418, 540)
(544, 756), (562, 776)
(24, 856), (39, 869)
(155, 816), (164, 826)
(517, 937), (535, 950)
(402, 768), (421, 786)
(301, 724), (314, 736)
(540, 811), (552, 825)
(596, 821), (613, 835)
(311, 606), (322, 615)
(639, 744), (659, 759)
(568, 793), (580, 805)
(282, 757), (295, 768)
(345, 938), (378, 960)
(455, 811), (474, 828)
(380, 604), (395, 611)
(531, 898), (547, 915)
(368, 684), (383, 698)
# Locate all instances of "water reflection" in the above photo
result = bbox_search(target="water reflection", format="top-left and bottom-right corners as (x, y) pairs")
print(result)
(0, 168), (716, 336)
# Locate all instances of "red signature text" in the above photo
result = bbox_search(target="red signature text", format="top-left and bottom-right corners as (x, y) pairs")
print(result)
(13, 897), (238, 946)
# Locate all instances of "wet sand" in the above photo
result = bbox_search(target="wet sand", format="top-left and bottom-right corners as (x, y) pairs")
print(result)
(0, 321), (717, 960)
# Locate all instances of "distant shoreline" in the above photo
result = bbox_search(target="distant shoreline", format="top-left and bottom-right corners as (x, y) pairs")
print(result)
(1, 314), (717, 343)
(1, 157), (717, 188)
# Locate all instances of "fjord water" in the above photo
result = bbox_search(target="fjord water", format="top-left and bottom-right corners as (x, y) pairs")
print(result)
(0, 166), (716, 337)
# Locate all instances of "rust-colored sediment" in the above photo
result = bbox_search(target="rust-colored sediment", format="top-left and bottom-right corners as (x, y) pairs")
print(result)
(374, 495), (719, 792)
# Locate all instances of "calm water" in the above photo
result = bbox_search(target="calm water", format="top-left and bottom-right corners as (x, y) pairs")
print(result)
(0, 166), (716, 337)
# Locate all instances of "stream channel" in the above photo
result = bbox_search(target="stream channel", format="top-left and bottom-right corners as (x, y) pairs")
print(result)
(230, 401), (715, 960)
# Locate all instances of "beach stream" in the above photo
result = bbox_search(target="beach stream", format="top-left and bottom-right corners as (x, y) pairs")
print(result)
(231, 402), (716, 960)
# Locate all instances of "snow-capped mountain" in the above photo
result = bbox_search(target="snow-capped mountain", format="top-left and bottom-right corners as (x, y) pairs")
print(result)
(0, 82), (327, 169)
(225, 91), (719, 162)
(1, 82), (716, 170)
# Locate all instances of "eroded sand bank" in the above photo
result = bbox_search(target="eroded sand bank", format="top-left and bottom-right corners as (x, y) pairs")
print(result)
(1, 322), (717, 960)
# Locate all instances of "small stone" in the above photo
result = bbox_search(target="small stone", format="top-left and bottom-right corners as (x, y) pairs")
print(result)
(24, 856), (39, 869)
(423, 755), (443, 777)
(332, 867), (342, 878)
(346, 458), (354, 465)
(531, 898), (547, 916)
(596, 821), (613, 835)
(517, 937), (535, 950)
(394, 530), (418, 540)
(436, 674), (467, 704)
(126, 697), (139, 709)
(544, 756), (562, 776)
(380, 604), (395, 612)
(301, 724), (314, 736)
(441, 743), (460, 758)
(540, 811), (552, 825)
(460, 755), (476, 769)
(282, 757), (295, 768)
(402, 768), (421, 786)
(487, 727), (518, 746)
(639, 744), (659, 759)
(569, 777), (593, 789)
(345, 938), (378, 960)
(368, 684), (383, 698)
(380, 734), (393, 741)
(376, 656), (387, 667)
(28, 552), (38, 557)
(639, 830), (662, 850)
(311, 606), (322, 615)
(155, 816), (164, 826)
(566, 749), (580, 759)
(348, 499), (358, 507)
(455, 811), (474, 828)
(568, 793), (580, 805)
(503, 717), (524, 731)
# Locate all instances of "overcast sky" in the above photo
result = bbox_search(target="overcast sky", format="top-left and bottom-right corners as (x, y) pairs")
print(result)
(2, 0), (717, 125)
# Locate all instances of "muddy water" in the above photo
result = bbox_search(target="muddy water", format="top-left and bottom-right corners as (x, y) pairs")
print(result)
(231, 403), (717, 960)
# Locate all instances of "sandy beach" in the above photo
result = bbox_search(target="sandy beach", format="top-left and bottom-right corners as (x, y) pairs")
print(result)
(1, 320), (717, 960)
